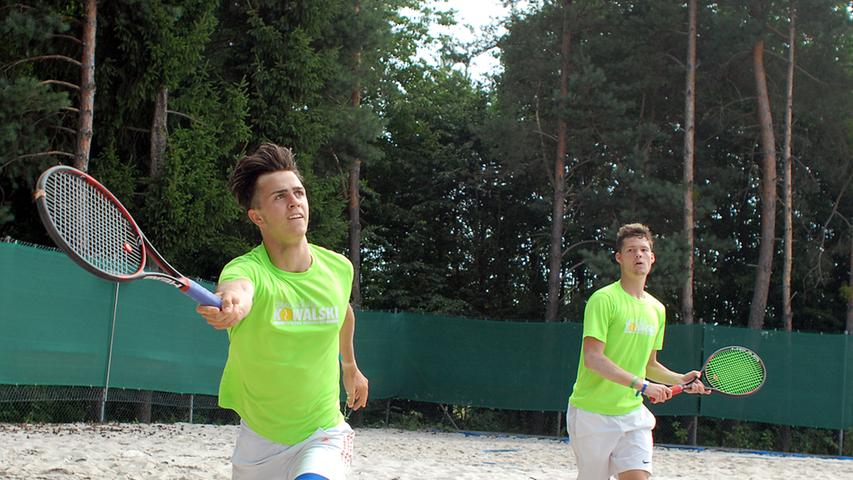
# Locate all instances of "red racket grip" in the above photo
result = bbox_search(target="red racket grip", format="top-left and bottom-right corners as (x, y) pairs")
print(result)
(671, 374), (703, 396)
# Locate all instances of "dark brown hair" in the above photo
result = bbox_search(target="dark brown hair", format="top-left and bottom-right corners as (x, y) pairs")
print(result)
(229, 143), (303, 210)
(616, 223), (654, 251)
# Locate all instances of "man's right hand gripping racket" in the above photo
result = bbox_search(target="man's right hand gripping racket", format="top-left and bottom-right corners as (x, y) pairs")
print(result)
(672, 346), (766, 397)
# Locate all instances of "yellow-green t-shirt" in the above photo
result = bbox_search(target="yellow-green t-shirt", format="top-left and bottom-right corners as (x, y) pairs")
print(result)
(218, 243), (353, 445)
(568, 281), (666, 415)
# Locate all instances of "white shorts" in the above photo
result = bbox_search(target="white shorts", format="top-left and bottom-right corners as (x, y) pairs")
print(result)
(567, 404), (656, 479)
(231, 420), (354, 480)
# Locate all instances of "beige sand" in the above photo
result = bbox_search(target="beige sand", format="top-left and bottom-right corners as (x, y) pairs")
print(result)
(0, 423), (850, 479)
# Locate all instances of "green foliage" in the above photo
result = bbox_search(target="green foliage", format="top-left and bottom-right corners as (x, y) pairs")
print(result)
(0, 76), (70, 178)
(362, 63), (491, 315)
(722, 421), (776, 450)
(0, 4), (69, 50)
(0, 401), (88, 423)
(98, 0), (218, 109)
(141, 128), (245, 277)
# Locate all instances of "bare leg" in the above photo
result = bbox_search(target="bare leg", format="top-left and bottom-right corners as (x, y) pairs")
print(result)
(618, 469), (650, 480)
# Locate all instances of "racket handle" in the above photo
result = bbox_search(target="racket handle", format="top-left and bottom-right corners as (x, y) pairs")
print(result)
(670, 384), (685, 396)
(185, 280), (222, 308)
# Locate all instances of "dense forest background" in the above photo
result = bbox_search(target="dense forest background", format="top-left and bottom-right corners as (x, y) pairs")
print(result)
(2, 0), (850, 331)
(1, 0), (852, 451)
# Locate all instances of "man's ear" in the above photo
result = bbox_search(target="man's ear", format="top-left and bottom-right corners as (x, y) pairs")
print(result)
(248, 208), (264, 227)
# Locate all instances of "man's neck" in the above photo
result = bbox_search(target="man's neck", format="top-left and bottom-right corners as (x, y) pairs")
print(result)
(619, 277), (647, 299)
(264, 238), (312, 272)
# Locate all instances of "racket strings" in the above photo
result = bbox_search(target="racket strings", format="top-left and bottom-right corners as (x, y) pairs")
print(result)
(44, 172), (144, 276)
(704, 349), (765, 395)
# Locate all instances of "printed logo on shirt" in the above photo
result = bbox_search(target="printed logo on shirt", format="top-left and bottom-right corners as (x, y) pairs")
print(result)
(624, 319), (656, 336)
(273, 302), (340, 327)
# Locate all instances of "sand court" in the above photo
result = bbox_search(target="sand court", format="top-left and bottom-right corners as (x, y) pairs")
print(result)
(0, 422), (851, 479)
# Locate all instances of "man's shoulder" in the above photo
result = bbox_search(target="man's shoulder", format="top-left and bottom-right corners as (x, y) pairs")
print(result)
(309, 243), (353, 269)
(584, 282), (621, 314)
(643, 290), (666, 310)
(224, 244), (265, 267)
(590, 281), (621, 299)
(220, 245), (266, 280)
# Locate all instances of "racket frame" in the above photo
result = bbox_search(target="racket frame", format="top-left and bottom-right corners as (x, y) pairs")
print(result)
(34, 165), (221, 307)
(671, 345), (766, 397)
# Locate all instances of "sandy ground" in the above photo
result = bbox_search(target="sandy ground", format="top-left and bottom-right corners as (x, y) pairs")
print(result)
(0, 423), (851, 479)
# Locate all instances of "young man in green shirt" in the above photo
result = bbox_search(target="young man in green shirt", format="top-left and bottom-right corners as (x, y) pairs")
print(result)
(567, 223), (709, 480)
(196, 143), (369, 480)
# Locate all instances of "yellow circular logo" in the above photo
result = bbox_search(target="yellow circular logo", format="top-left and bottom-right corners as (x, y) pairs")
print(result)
(279, 308), (293, 321)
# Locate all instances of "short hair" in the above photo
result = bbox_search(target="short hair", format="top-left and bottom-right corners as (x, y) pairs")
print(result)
(616, 223), (654, 251)
(229, 143), (303, 210)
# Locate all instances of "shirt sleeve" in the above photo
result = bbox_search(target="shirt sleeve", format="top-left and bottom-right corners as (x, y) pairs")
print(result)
(582, 290), (611, 343)
(219, 255), (256, 285)
(653, 302), (666, 350)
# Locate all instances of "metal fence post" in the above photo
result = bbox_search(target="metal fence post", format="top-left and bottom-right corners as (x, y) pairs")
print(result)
(841, 331), (849, 456)
(100, 282), (120, 423)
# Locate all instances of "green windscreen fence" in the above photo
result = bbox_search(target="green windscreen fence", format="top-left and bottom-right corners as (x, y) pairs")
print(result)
(0, 242), (227, 395)
(1, 241), (851, 429)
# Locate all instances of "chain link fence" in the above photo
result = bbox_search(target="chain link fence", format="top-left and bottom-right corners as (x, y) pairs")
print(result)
(0, 385), (237, 424)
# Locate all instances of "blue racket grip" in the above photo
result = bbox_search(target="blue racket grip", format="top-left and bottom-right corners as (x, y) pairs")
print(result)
(185, 280), (222, 308)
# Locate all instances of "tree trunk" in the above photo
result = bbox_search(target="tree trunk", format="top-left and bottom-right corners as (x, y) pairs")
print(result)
(349, 153), (362, 308)
(747, 36), (777, 330)
(150, 85), (168, 177)
(782, 9), (796, 333)
(682, 0), (697, 327)
(348, 0), (363, 308)
(546, 0), (573, 322)
(847, 232), (853, 334)
(780, 7), (796, 453)
(75, 0), (96, 172)
(682, 0), (699, 447)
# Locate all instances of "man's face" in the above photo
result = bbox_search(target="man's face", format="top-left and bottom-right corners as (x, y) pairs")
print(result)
(248, 170), (309, 242)
(615, 236), (655, 278)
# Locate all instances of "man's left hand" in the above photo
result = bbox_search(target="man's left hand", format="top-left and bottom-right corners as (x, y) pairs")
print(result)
(681, 370), (712, 395)
(342, 363), (369, 411)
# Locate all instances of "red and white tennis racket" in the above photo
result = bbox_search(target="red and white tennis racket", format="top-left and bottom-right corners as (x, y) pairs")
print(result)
(34, 165), (221, 307)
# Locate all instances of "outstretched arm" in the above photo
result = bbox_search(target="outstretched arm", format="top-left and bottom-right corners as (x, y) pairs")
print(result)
(340, 304), (369, 411)
(195, 278), (254, 330)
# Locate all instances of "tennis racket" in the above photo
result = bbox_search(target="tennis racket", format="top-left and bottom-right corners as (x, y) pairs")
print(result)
(34, 165), (222, 308)
(671, 345), (766, 397)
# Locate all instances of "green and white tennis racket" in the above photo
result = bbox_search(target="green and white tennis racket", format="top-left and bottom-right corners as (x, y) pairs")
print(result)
(671, 346), (766, 397)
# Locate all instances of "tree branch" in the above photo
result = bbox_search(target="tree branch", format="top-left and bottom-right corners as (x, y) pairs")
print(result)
(561, 238), (612, 259)
(39, 79), (80, 91)
(1, 150), (75, 170)
(166, 109), (200, 124)
(808, 168), (853, 281)
(50, 125), (77, 135)
(663, 52), (685, 69)
(49, 33), (81, 45)
(764, 49), (829, 86)
(3, 55), (82, 70)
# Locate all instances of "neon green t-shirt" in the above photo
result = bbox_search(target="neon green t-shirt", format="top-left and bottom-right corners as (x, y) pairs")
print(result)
(568, 281), (666, 415)
(217, 243), (353, 445)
